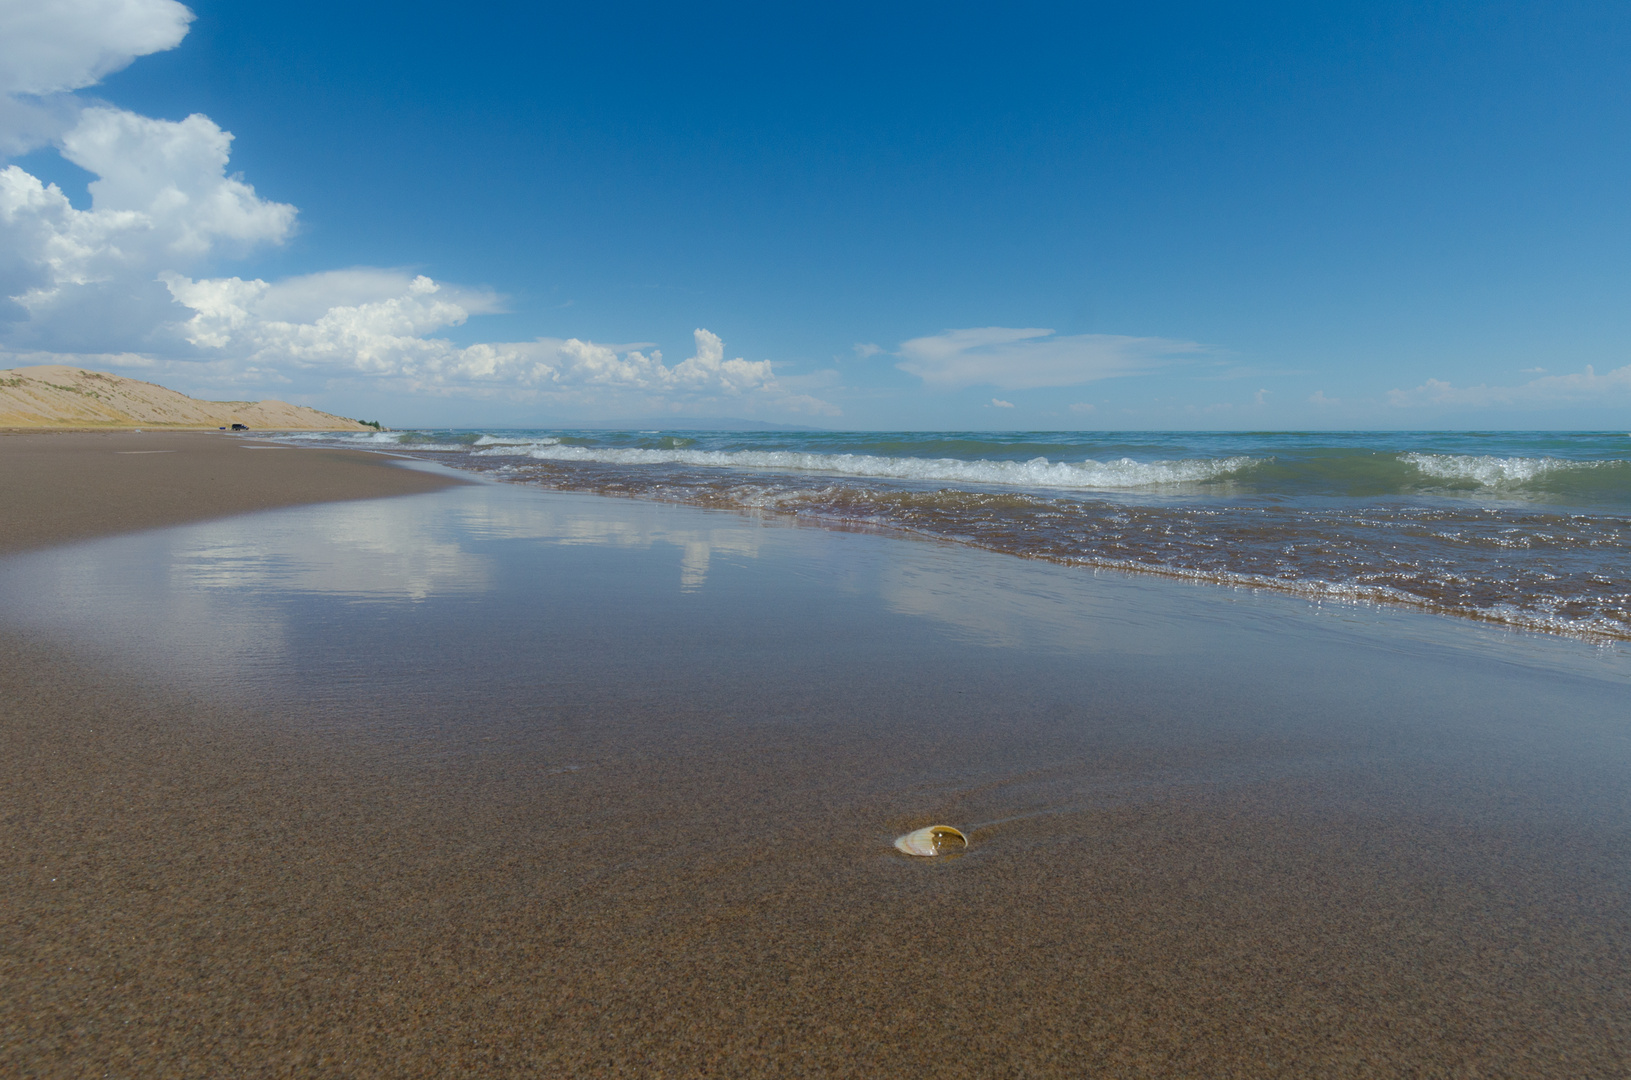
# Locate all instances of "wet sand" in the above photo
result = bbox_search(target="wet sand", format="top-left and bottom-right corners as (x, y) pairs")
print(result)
(2, 455), (1629, 1077)
(0, 430), (462, 555)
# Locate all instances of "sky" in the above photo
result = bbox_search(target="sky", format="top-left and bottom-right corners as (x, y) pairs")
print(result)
(1, 0), (1629, 430)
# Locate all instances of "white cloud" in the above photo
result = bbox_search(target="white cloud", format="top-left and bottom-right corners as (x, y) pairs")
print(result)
(671, 328), (779, 394)
(61, 108), (294, 255)
(243, 267), (503, 325)
(1069, 401), (1095, 413)
(990, 397), (1014, 408)
(0, 4), (836, 419)
(0, 0), (194, 153)
(851, 342), (882, 359)
(0, 0), (192, 96)
(0, 106), (296, 338)
(1387, 364), (1631, 409)
(0, 2), (292, 343)
(1309, 390), (1340, 405)
(896, 326), (1201, 389)
(150, 270), (826, 409)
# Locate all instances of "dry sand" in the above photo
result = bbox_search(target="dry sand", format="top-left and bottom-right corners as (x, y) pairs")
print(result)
(2, 437), (1628, 1077)
(0, 365), (373, 430)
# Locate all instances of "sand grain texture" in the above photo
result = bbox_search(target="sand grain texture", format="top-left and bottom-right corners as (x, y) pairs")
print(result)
(5, 631), (1629, 1079)
(2, 441), (1628, 1078)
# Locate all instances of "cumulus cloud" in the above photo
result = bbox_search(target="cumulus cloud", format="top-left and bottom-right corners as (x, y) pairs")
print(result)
(0, 2), (835, 418)
(0, 0), (192, 96)
(0, 3), (297, 338)
(990, 398), (1014, 408)
(0, 0), (194, 152)
(896, 327), (1202, 390)
(150, 269), (821, 408)
(0, 106), (297, 344)
(63, 108), (294, 254)
(1387, 364), (1631, 409)
(1, 107), (296, 279)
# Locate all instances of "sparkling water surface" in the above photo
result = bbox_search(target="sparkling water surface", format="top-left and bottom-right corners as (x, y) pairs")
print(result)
(279, 429), (1631, 639)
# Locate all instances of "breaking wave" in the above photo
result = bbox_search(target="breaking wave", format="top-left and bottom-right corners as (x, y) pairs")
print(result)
(482, 443), (1262, 491)
(1401, 452), (1600, 488)
(265, 427), (1631, 640)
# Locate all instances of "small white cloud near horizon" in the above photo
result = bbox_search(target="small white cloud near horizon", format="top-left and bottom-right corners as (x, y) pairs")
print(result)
(1069, 401), (1095, 413)
(1387, 364), (1631, 409)
(896, 326), (1202, 390)
(990, 397), (1014, 408)
(154, 269), (835, 410)
(1310, 390), (1340, 405)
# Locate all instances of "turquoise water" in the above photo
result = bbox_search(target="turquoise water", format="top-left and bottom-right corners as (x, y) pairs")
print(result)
(284, 429), (1631, 638)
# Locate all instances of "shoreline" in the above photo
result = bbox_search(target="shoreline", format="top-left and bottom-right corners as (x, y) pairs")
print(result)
(0, 430), (466, 557)
(3, 443), (1629, 1076)
(346, 438), (1631, 644)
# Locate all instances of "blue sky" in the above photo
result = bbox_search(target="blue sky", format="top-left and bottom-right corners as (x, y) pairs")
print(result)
(2, 0), (1629, 428)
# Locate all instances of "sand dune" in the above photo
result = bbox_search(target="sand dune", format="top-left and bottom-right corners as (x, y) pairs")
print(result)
(0, 365), (372, 430)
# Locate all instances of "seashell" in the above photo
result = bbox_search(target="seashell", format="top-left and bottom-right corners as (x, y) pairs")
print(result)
(894, 824), (968, 857)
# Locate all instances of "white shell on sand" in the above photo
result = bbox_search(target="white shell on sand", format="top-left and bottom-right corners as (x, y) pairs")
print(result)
(894, 825), (968, 857)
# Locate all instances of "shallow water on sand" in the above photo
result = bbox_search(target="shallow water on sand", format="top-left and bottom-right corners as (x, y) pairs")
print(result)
(4, 478), (1630, 1074)
(4, 477), (1628, 825)
(283, 428), (1631, 639)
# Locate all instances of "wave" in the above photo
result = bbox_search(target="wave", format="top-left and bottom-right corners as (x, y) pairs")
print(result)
(266, 429), (1631, 639)
(479, 443), (1263, 490)
(1039, 556), (1631, 641)
(282, 430), (407, 445)
(286, 430), (484, 449)
(1399, 452), (1609, 488)
(472, 434), (560, 447)
(284, 431), (1631, 503)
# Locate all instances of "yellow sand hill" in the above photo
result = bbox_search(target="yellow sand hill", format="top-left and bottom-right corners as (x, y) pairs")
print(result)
(0, 366), (372, 430)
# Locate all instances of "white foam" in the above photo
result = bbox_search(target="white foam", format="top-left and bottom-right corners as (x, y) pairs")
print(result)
(480, 443), (1261, 490)
(473, 434), (559, 447)
(1401, 452), (1580, 487)
(279, 430), (410, 446)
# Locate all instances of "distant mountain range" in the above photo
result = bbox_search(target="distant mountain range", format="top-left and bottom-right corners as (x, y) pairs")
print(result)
(0, 366), (372, 430)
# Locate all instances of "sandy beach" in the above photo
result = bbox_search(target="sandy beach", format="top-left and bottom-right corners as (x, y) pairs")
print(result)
(0, 431), (463, 556)
(3, 438), (1629, 1078)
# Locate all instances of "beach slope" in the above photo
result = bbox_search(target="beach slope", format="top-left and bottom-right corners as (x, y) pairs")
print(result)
(0, 365), (372, 430)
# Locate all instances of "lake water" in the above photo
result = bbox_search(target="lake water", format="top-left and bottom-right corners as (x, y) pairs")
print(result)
(282, 429), (1631, 639)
